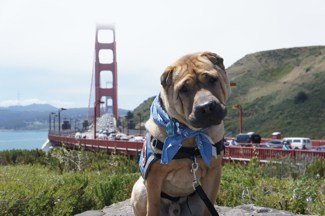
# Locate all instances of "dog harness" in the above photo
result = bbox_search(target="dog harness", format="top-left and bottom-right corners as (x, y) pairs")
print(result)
(139, 132), (223, 216)
(139, 131), (224, 179)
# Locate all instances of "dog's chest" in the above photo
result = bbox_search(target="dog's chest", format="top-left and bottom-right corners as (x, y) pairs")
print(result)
(161, 159), (209, 196)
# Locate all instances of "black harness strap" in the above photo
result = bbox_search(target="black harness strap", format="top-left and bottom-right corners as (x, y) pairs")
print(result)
(161, 192), (181, 202)
(160, 191), (196, 202)
(151, 137), (224, 159)
(195, 184), (219, 216)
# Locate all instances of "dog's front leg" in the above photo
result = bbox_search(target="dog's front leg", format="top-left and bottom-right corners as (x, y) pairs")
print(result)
(145, 162), (168, 216)
(201, 157), (223, 216)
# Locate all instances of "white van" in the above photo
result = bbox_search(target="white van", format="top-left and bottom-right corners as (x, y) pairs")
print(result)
(282, 137), (312, 149)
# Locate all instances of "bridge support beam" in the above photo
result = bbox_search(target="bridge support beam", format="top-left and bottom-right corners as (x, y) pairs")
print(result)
(94, 24), (118, 119)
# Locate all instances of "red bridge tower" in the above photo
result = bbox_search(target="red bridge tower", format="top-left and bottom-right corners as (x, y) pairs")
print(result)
(94, 24), (118, 119)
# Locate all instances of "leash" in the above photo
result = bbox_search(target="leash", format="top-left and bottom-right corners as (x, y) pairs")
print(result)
(191, 155), (219, 216)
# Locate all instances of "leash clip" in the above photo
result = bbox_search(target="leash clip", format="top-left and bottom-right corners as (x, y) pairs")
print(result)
(191, 155), (200, 189)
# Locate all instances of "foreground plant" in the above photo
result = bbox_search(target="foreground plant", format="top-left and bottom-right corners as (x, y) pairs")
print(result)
(0, 150), (324, 215)
(217, 157), (325, 215)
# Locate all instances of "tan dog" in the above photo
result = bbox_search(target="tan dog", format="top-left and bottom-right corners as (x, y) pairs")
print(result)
(131, 51), (231, 216)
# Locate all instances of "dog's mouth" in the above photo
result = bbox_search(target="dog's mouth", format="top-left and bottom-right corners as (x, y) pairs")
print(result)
(188, 100), (227, 129)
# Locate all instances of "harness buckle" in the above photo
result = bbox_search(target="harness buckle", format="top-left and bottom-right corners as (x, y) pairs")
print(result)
(151, 137), (158, 147)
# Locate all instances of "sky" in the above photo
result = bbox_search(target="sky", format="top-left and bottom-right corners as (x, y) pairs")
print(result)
(1, 0), (325, 110)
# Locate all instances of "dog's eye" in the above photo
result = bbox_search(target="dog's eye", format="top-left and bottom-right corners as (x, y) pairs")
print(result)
(208, 76), (218, 84)
(203, 73), (218, 85)
(179, 85), (189, 94)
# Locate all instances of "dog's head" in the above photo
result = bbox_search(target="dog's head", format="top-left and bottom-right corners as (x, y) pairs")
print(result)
(160, 51), (231, 130)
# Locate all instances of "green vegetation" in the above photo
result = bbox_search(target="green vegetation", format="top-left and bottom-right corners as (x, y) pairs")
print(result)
(128, 96), (155, 130)
(225, 46), (325, 138)
(218, 157), (325, 215)
(0, 149), (324, 215)
(0, 149), (139, 215)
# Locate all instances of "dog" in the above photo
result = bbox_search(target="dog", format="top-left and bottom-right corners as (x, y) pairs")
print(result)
(131, 51), (231, 216)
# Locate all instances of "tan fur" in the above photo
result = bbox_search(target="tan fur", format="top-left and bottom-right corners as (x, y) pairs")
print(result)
(131, 52), (230, 216)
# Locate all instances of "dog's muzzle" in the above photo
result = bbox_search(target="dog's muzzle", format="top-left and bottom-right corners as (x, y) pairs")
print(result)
(189, 100), (227, 128)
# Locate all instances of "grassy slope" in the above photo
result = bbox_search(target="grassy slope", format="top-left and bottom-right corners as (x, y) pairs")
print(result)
(226, 46), (325, 138)
(131, 46), (325, 139)
(132, 96), (155, 128)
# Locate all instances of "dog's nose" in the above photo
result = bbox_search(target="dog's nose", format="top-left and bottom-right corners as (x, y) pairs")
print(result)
(190, 100), (227, 128)
(195, 100), (221, 115)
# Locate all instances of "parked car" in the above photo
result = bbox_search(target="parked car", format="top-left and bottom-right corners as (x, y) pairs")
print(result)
(259, 140), (283, 148)
(235, 132), (261, 146)
(129, 136), (145, 142)
(312, 145), (325, 152)
(224, 138), (238, 146)
(282, 137), (312, 150)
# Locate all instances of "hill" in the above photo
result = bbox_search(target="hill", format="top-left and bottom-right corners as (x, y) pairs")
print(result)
(0, 104), (130, 130)
(225, 46), (325, 138)
(8, 104), (57, 112)
(130, 46), (325, 139)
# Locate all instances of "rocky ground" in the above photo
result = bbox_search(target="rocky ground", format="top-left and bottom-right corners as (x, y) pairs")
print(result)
(75, 199), (316, 216)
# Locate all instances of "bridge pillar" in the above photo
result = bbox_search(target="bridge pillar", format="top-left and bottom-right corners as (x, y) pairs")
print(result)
(94, 24), (118, 119)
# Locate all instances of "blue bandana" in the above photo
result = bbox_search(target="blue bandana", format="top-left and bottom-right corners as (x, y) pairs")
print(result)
(150, 95), (214, 166)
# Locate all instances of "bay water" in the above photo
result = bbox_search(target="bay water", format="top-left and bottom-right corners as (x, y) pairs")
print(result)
(0, 130), (48, 151)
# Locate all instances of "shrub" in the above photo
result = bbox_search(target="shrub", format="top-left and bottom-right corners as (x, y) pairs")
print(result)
(0, 163), (139, 215)
(1, 149), (324, 215)
(217, 157), (325, 215)
(0, 149), (48, 165)
(0, 149), (140, 215)
(306, 157), (325, 178)
(294, 91), (308, 104)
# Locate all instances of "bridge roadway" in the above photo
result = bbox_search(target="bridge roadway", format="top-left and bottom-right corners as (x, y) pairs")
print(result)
(48, 135), (325, 162)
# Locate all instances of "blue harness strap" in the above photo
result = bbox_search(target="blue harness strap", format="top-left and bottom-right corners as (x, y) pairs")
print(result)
(139, 132), (159, 179)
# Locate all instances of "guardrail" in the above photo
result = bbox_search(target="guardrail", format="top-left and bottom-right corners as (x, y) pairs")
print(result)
(48, 135), (143, 159)
(224, 146), (325, 162)
(48, 135), (325, 161)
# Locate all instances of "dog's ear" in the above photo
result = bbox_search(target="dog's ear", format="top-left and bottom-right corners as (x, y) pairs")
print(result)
(202, 52), (225, 71)
(160, 66), (174, 88)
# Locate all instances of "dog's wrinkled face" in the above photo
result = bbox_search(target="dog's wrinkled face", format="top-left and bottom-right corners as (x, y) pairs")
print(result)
(160, 52), (231, 130)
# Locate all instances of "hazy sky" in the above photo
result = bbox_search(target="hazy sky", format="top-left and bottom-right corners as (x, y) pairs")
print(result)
(1, 0), (325, 110)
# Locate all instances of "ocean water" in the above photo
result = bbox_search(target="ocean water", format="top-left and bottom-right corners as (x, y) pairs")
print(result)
(0, 130), (48, 151)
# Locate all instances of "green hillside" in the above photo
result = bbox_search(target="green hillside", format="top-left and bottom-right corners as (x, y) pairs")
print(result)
(226, 46), (325, 139)
(131, 96), (155, 129)
(131, 46), (325, 139)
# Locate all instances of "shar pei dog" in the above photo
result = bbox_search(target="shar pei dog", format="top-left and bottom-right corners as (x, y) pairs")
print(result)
(131, 51), (231, 216)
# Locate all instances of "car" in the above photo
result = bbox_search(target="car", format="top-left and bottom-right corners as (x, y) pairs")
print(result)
(260, 140), (283, 148)
(282, 137), (312, 150)
(258, 143), (271, 148)
(129, 136), (145, 142)
(224, 138), (238, 146)
(312, 145), (325, 152)
(235, 132), (261, 146)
